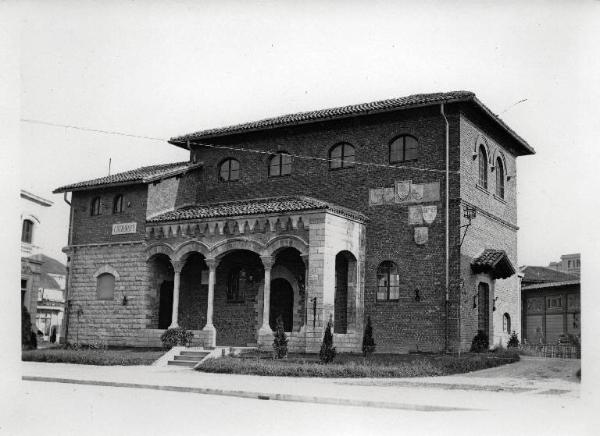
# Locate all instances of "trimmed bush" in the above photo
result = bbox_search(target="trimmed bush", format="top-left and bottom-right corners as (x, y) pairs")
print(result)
(319, 319), (336, 363)
(160, 327), (193, 350)
(362, 316), (376, 357)
(272, 316), (288, 359)
(22, 306), (36, 350)
(507, 331), (519, 348)
(470, 330), (489, 353)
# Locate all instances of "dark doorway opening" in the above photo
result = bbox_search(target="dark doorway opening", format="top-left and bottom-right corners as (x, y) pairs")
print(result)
(158, 280), (174, 329)
(478, 282), (490, 336)
(270, 278), (294, 331)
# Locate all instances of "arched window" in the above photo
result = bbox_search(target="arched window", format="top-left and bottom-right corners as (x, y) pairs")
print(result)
(91, 197), (101, 216)
(329, 143), (355, 169)
(495, 157), (505, 199)
(376, 261), (400, 301)
(21, 219), (34, 243)
(269, 152), (292, 177)
(96, 273), (115, 300)
(478, 145), (488, 189)
(219, 158), (240, 182)
(503, 313), (511, 333)
(390, 135), (418, 163)
(113, 194), (123, 214)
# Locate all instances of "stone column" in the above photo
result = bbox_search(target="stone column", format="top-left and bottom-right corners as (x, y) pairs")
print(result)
(301, 254), (309, 329)
(202, 258), (217, 347)
(169, 261), (183, 329)
(258, 256), (274, 336)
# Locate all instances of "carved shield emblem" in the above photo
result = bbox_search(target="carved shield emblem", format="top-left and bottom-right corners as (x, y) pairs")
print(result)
(410, 183), (424, 202)
(383, 187), (395, 204)
(414, 227), (428, 245)
(422, 205), (437, 224)
(369, 188), (384, 206)
(395, 180), (411, 202)
(408, 206), (423, 225)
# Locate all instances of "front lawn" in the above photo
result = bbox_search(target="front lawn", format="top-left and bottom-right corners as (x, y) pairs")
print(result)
(22, 347), (164, 366)
(196, 350), (520, 378)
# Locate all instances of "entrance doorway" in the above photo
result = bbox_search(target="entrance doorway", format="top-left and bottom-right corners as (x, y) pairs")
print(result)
(478, 282), (490, 336)
(158, 280), (174, 329)
(270, 278), (294, 331)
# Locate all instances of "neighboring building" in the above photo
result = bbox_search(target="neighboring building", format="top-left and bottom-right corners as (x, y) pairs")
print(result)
(548, 253), (580, 277)
(54, 91), (534, 352)
(21, 190), (53, 331)
(521, 265), (580, 345)
(34, 254), (67, 341)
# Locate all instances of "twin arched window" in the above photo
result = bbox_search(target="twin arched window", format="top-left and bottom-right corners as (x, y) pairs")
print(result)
(329, 143), (355, 169)
(219, 158), (240, 182)
(376, 261), (400, 301)
(390, 135), (418, 163)
(90, 197), (101, 216)
(269, 152), (292, 177)
(113, 194), (123, 214)
(478, 145), (488, 189)
(495, 158), (505, 199)
(21, 219), (34, 243)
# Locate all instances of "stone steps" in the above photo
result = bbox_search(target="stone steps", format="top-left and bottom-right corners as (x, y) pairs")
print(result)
(167, 350), (210, 368)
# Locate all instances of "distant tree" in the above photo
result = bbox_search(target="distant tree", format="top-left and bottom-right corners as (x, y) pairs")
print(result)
(21, 305), (36, 350)
(319, 318), (336, 363)
(272, 315), (288, 359)
(362, 316), (376, 357)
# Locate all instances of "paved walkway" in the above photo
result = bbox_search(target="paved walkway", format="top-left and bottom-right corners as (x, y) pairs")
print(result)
(21, 356), (580, 412)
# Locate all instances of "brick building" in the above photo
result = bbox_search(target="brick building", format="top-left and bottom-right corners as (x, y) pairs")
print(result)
(55, 91), (534, 352)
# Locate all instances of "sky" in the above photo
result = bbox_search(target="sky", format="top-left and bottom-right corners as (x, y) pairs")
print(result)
(13, 0), (600, 266)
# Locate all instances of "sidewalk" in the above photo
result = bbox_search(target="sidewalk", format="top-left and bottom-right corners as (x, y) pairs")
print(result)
(21, 358), (580, 412)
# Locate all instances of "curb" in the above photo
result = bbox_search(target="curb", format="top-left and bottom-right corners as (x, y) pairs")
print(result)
(22, 375), (476, 412)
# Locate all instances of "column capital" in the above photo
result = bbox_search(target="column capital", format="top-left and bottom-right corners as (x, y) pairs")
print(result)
(172, 260), (184, 273)
(205, 257), (218, 269)
(260, 255), (274, 269)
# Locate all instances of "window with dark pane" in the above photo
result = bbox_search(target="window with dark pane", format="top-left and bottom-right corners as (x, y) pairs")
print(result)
(329, 143), (355, 169)
(21, 219), (34, 243)
(113, 194), (123, 214)
(376, 261), (400, 301)
(390, 135), (419, 163)
(269, 152), (292, 177)
(219, 158), (240, 181)
(495, 157), (505, 199)
(478, 146), (488, 189)
(91, 197), (101, 216)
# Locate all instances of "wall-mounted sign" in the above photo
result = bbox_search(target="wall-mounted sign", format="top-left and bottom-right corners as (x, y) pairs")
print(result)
(112, 222), (137, 235)
(370, 181), (441, 207)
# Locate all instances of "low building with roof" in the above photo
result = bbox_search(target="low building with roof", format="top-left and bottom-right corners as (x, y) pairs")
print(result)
(520, 264), (580, 345)
(54, 91), (534, 352)
(33, 254), (67, 342)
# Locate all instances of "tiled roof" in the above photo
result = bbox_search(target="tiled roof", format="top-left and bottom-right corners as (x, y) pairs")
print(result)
(169, 91), (534, 155)
(54, 161), (198, 193)
(148, 196), (368, 223)
(471, 249), (516, 279)
(521, 266), (579, 285)
(522, 279), (580, 291)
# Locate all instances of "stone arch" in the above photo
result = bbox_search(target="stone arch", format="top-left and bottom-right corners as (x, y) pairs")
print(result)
(265, 235), (309, 257)
(490, 148), (508, 174)
(21, 213), (41, 225)
(173, 240), (210, 262)
(474, 134), (491, 163)
(93, 264), (121, 280)
(334, 250), (358, 334)
(145, 242), (174, 260)
(211, 238), (266, 259)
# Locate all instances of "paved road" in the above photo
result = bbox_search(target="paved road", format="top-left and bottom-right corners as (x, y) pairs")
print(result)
(2, 380), (592, 436)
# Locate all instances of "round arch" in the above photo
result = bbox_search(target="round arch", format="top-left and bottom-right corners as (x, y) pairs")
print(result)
(265, 235), (309, 257)
(173, 240), (210, 262)
(473, 135), (491, 163)
(211, 238), (266, 259)
(145, 242), (175, 261)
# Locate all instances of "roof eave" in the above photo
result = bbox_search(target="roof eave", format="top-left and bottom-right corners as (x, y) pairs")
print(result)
(53, 180), (147, 194)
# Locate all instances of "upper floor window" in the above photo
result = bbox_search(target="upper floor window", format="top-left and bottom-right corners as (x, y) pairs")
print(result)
(21, 219), (34, 243)
(495, 157), (505, 199)
(219, 158), (240, 182)
(376, 261), (400, 301)
(269, 152), (292, 177)
(390, 135), (418, 163)
(113, 194), (123, 214)
(91, 197), (101, 216)
(329, 143), (355, 169)
(96, 273), (115, 300)
(478, 145), (488, 189)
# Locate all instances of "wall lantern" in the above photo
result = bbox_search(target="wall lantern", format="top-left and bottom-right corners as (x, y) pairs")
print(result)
(472, 295), (477, 309)
(492, 296), (499, 312)
(460, 205), (478, 248)
(414, 289), (421, 302)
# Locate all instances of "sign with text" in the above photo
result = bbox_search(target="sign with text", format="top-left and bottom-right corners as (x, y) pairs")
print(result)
(112, 222), (137, 235)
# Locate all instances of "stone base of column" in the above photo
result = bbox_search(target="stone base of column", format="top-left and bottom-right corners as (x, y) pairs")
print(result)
(257, 325), (273, 347)
(202, 324), (216, 348)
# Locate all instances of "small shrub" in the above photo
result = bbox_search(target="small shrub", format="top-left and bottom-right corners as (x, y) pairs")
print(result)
(507, 331), (519, 348)
(362, 316), (376, 357)
(272, 316), (288, 359)
(319, 319), (336, 364)
(470, 330), (489, 353)
(21, 306), (36, 350)
(160, 327), (193, 350)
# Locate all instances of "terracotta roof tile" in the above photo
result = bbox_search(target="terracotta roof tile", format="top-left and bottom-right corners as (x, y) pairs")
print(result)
(471, 249), (516, 279)
(148, 196), (368, 223)
(54, 161), (194, 193)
